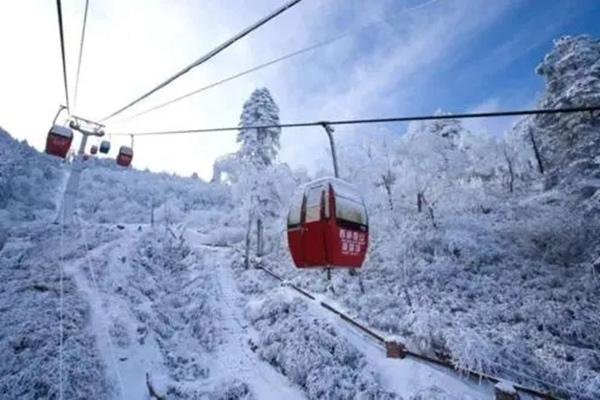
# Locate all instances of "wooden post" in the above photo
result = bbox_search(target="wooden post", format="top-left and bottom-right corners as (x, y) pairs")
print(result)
(385, 341), (407, 359)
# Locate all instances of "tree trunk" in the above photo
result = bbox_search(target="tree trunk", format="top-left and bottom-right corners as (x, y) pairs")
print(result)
(504, 150), (514, 193)
(256, 218), (263, 257)
(381, 172), (395, 212)
(150, 201), (155, 226)
(427, 205), (437, 229)
(358, 272), (365, 294)
(244, 213), (253, 269)
(528, 127), (544, 174)
(417, 192), (424, 212)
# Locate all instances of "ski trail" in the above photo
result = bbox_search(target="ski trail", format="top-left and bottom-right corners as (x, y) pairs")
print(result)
(188, 242), (306, 400)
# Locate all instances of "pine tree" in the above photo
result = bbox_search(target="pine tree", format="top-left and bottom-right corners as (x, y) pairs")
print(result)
(235, 88), (282, 266)
(237, 88), (281, 168)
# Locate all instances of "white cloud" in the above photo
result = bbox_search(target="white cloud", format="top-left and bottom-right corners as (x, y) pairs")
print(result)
(0, 0), (516, 180)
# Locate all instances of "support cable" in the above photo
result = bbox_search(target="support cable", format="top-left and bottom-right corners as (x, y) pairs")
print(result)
(73, 0), (91, 112)
(58, 203), (65, 400)
(100, 0), (304, 122)
(112, 0), (441, 123)
(109, 105), (600, 136)
(56, 0), (71, 112)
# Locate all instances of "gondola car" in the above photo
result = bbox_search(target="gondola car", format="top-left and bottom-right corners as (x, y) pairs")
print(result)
(287, 178), (368, 268)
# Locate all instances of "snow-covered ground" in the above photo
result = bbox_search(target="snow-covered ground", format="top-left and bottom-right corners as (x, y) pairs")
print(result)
(0, 145), (498, 398)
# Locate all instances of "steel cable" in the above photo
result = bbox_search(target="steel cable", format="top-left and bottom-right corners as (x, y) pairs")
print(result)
(73, 0), (90, 112)
(100, 0), (304, 122)
(109, 105), (600, 136)
(112, 0), (441, 123)
(56, 0), (71, 112)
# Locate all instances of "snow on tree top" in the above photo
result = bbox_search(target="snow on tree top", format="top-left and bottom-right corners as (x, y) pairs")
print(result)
(237, 87), (281, 167)
(528, 34), (600, 177)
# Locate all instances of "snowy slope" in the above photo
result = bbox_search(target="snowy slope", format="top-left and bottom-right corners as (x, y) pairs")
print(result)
(0, 129), (495, 399)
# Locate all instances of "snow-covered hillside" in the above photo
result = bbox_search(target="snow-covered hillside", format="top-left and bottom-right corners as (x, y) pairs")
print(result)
(0, 154), (497, 399)
(1, 35), (599, 400)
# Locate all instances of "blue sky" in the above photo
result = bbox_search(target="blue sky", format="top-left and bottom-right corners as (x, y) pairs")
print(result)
(0, 0), (598, 178)
(430, 0), (600, 111)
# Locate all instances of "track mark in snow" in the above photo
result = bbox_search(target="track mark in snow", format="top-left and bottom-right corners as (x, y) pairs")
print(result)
(189, 242), (307, 400)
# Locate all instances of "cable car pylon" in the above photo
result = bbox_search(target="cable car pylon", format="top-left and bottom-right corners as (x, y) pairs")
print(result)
(57, 113), (106, 224)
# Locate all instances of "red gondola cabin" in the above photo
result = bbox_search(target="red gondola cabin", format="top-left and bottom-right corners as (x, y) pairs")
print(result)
(287, 178), (369, 269)
(116, 146), (133, 167)
(45, 125), (73, 159)
(90, 145), (98, 155)
(99, 140), (111, 154)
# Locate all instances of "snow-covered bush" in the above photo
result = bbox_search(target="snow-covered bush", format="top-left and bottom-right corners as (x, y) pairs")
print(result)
(0, 128), (65, 222)
(167, 379), (255, 400)
(0, 225), (110, 399)
(76, 158), (232, 225)
(247, 293), (398, 400)
(124, 230), (220, 382)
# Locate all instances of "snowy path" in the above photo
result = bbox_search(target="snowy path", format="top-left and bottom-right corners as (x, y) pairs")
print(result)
(188, 243), (307, 400)
(63, 236), (128, 400)
(65, 225), (166, 400)
(187, 234), (494, 399)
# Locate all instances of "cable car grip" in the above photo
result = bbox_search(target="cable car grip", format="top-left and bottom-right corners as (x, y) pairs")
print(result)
(52, 105), (69, 125)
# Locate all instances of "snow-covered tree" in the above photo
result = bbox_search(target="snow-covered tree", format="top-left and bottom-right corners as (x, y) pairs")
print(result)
(234, 88), (285, 265)
(527, 35), (600, 186)
(237, 87), (281, 167)
(399, 116), (474, 221)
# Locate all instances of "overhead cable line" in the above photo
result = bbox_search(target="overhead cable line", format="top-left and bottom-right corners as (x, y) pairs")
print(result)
(119, 36), (344, 122)
(109, 105), (600, 136)
(73, 0), (90, 111)
(113, 0), (441, 123)
(100, 0), (304, 123)
(55, 0), (71, 112)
